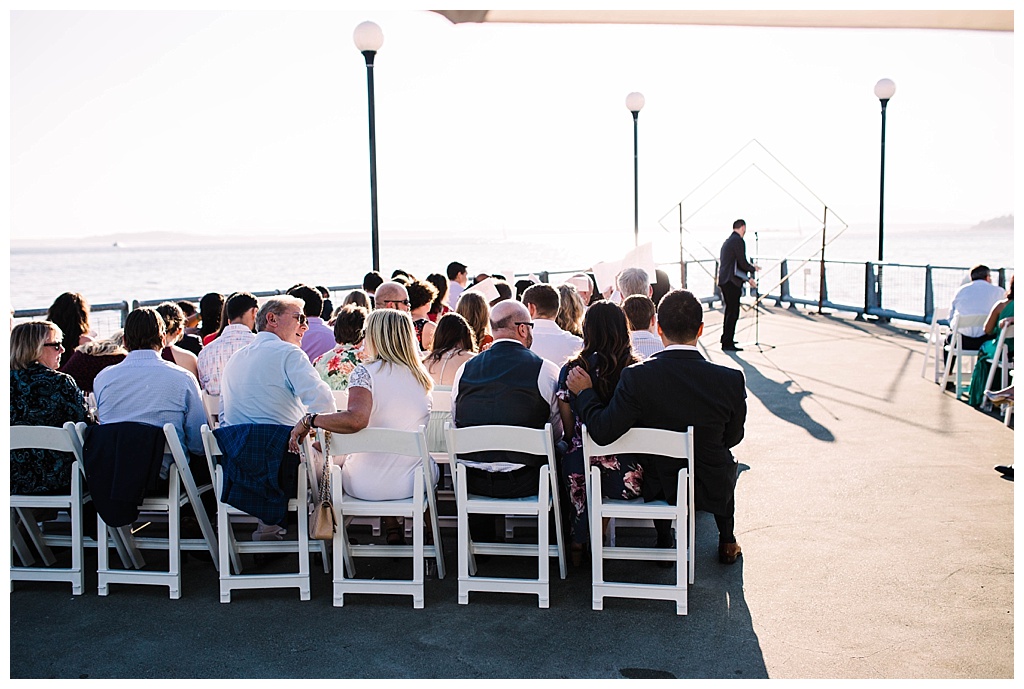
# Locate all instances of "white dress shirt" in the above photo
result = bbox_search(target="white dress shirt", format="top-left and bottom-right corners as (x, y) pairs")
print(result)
(448, 281), (465, 309)
(196, 323), (256, 395)
(450, 338), (562, 472)
(220, 331), (335, 426)
(529, 318), (583, 367)
(630, 329), (665, 360)
(950, 279), (1006, 337)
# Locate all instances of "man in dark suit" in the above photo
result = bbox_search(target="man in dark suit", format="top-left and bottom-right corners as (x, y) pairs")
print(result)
(567, 289), (747, 565)
(717, 219), (760, 351)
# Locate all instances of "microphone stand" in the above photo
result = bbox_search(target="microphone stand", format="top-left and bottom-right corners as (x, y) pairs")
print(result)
(737, 229), (775, 352)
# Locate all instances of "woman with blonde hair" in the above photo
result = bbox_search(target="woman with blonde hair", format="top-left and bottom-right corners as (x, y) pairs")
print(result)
(455, 290), (493, 351)
(556, 282), (586, 338)
(58, 330), (128, 393)
(289, 309), (434, 544)
(10, 321), (89, 494)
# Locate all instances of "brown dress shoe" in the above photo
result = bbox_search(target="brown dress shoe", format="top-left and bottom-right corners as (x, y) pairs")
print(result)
(718, 542), (742, 565)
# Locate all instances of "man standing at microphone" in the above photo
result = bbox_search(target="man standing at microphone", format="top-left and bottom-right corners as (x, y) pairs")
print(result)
(717, 219), (760, 352)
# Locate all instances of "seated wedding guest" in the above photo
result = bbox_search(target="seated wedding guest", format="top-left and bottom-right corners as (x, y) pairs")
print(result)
(59, 330), (128, 394)
(423, 312), (477, 453)
(197, 292), (258, 396)
(289, 309), (435, 545)
(490, 280), (513, 307)
(94, 307), (208, 484)
(651, 269), (672, 306)
(375, 281), (412, 313)
(312, 304), (371, 391)
(568, 289), (747, 565)
(557, 301), (643, 564)
(616, 267), (652, 301)
(425, 273), (451, 323)
(450, 299), (562, 542)
(362, 271), (384, 309)
(948, 264), (1005, 352)
(46, 292), (94, 367)
(392, 268), (415, 281)
(567, 273), (596, 308)
(174, 301), (203, 356)
(10, 321), (90, 495)
(622, 294), (665, 360)
(515, 278), (537, 302)
(969, 275), (1014, 408)
(155, 302), (200, 380)
(556, 282), (585, 338)
(521, 283), (583, 367)
(340, 289), (372, 311)
(199, 292), (225, 346)
(287, 284), (334, 362)
(407, 278), (439, 351)
(446, 262), (469, 309)
(456, 290), (493, 351)
(317, 285), (334, 321)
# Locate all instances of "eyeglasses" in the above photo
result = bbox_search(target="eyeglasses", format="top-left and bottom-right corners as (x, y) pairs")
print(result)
(514, 321), (535, 329)
(382, 299), (411, 307)
(42, 342), (65, 350)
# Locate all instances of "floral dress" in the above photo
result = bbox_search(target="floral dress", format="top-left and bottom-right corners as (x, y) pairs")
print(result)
(312, 343), (371, 391)
(10, 363), (89, 494)
(556, 355), (643, 545)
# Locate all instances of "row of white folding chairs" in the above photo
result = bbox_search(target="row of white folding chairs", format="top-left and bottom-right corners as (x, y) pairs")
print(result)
(9, 422), (213, 598)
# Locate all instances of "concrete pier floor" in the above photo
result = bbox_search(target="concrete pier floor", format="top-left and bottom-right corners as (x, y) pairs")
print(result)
(8, 303), (1015, 679)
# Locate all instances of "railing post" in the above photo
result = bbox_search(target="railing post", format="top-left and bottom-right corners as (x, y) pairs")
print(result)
(120, 301), (130, 327)
(777, 259), (789, 307)
(860, 262), (874, 321)
(997, 268), (1006, 288)
(923, 266), (934, 323)
(539, 271), (549, 284)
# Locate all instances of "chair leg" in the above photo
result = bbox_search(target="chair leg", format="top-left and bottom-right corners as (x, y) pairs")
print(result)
(15, 508), (57, 567)
(11, 511), (36, 567)
(536, 467), (550, 609)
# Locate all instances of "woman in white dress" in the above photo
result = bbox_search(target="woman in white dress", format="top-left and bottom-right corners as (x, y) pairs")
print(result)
(289, 308), (434, 544)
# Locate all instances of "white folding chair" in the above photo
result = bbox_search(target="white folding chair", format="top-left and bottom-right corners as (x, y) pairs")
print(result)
(81, 422), (219, 599)
(331, 388), (351, 411)
(940, 312), (989, 399)
(445, 422), (567, 608)
(322, 426), (445, 609)
(202, 391), (221, 429)
(582, 426), (695, 615)
(201, 425), (328, 603)
(428, 389), (456, 527)
(920, 307), (950, 384)
(10, 423), (89, 594)
(983, 324), (1014, 401)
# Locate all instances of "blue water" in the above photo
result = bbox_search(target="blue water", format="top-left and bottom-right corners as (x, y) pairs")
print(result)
(9, 223), (1013, 313)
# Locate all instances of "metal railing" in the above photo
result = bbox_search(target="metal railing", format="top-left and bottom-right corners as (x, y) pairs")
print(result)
(12, 262), (1013, 337)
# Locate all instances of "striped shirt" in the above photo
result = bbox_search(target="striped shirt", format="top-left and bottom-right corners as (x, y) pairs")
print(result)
(197, 324), (256, 395)
(630, 330), (665, 360)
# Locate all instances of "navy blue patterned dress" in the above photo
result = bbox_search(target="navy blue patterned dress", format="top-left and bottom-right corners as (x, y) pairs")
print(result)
(10, 363), (89, 494)
(557, 355), (643, 545)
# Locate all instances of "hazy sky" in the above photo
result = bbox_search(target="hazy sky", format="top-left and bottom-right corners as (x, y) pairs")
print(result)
(7, 7), (1016, 243)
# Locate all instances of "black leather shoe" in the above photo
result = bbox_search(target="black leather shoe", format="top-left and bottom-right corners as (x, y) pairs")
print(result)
(718, 542), (742, 565)
(994, 465), (1014, 479)
(722, 344), (743, 352)
(654, 533), (675, 569)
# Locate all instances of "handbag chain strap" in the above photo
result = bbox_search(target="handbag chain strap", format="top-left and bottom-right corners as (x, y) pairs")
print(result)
(318, 430), (332, 503)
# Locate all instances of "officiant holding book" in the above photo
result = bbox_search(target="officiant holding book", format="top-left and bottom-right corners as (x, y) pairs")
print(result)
(718, 219), (761, 352)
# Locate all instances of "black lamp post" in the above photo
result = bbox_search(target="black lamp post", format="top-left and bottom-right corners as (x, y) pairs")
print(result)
(874, 78), (896, 262)
(354, 21), (384, 272)
(626, 92), (645, 248)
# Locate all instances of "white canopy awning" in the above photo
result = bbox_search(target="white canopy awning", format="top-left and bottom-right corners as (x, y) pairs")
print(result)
(432, 10), (1012, 32)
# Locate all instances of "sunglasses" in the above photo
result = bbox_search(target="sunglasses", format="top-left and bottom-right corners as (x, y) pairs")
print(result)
(286, 312), (309, 325)
(42, 341), (65, 350)
(382, 299), (411, 307)
(514, 321), (535, 329)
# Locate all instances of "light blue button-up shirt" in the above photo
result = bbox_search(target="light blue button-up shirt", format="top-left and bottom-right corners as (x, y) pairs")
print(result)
(93, 349), (207, 478)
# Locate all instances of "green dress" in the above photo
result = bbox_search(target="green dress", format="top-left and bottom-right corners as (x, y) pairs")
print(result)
(968, 299), (1013, 407)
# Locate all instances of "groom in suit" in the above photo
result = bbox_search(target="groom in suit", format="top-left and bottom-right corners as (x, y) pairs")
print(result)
(567, 289), (747, 564)
(718, 219), (761, 351)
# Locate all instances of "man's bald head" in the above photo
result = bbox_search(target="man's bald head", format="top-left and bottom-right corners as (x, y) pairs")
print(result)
(490, 299), (533, 347)
(374, 281), (411, 312)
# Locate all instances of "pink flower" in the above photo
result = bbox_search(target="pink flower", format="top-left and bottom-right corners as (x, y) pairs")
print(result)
(327, 357), (341, 373)
(339, 361), (355, 375)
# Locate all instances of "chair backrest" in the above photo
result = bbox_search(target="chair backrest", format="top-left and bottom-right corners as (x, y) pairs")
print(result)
(332, 389), (349, 411)
(445, 423), (556, 495)
(10, 423), (81, 455)
(431, 389), (452, 413)
(950, 312), (989, 337)
(321, 425), (430, 462)
(203, 424), (314, 496)
(581, 425), (693, 462)
(930, 307), (951, 326)
(202, 391), (220, 429)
